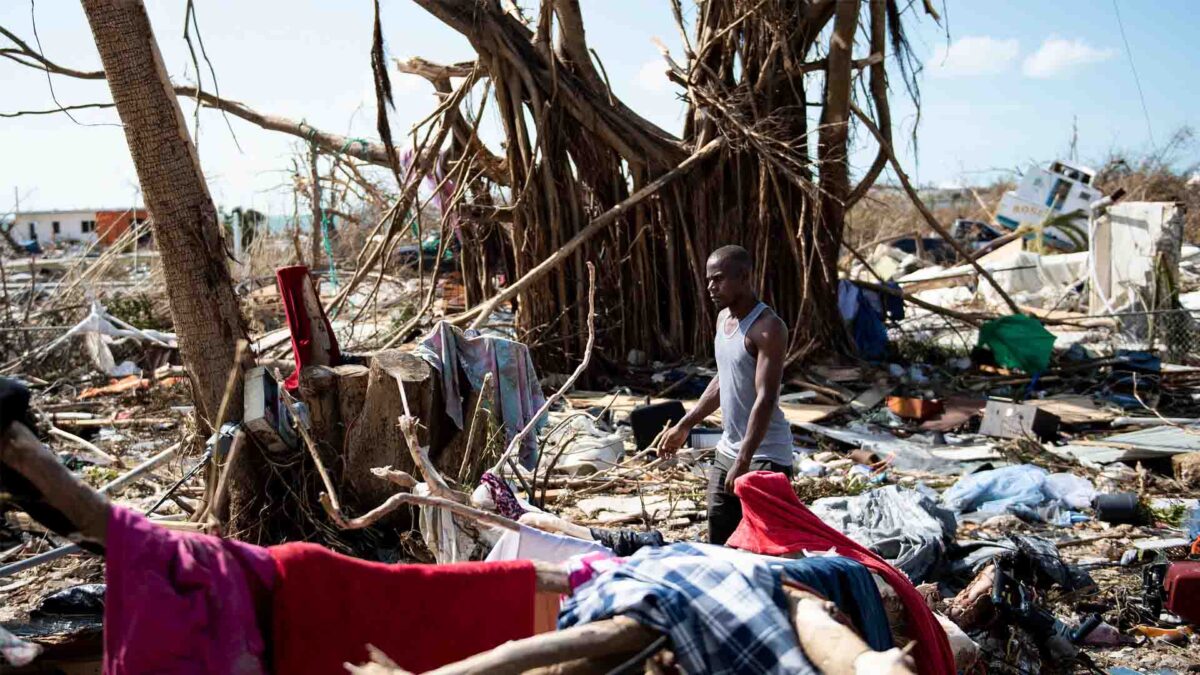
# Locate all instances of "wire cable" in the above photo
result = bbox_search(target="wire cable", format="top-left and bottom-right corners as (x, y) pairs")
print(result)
(1112, 0), (1156, 151)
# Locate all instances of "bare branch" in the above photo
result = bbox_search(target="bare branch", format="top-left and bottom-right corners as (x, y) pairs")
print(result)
(461, 138), (723, 326)
(846, 0), (891, 209)
(409, 0), (684, 167)
(849, 102), (1023, 314)
(0, 102), (114, 117)
(0, 23), (505, 182)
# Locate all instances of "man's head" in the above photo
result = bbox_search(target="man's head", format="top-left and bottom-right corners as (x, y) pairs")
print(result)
(706, 245), (754, 310)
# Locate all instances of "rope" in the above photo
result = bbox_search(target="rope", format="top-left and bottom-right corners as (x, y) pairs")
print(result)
(340, 138), (370, 154)
(297, 119), (318, 142)
(307, 134), (338, 286)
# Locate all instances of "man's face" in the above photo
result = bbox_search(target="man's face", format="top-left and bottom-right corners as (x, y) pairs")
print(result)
(706, 257), (748, 309)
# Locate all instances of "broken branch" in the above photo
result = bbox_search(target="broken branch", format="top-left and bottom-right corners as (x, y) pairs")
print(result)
(465, 140), (721, 328)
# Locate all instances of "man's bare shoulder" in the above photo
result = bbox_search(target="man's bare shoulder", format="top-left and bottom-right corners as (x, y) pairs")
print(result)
(747, 308), (787, 347)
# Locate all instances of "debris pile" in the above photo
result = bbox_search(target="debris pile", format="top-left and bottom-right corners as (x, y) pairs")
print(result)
(3, 188), (1200, 674)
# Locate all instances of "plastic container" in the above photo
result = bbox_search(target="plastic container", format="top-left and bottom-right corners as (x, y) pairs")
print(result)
(1186, 506), (1200, 541)
(1094, 493), (1141, 525)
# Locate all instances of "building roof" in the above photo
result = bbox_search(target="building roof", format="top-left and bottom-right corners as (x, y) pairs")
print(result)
(14, 207), (147, 216)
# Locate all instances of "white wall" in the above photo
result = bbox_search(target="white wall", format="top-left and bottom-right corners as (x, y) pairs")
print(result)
(13, 210), (98, 243)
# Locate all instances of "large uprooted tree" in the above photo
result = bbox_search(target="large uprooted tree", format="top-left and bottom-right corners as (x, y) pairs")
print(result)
(382, 0), (934, 369)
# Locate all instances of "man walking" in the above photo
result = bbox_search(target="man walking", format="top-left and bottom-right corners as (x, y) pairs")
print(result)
(661, 245), (794, 545)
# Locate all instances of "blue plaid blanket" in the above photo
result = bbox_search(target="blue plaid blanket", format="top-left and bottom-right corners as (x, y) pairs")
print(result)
(559, 543), (819, 675)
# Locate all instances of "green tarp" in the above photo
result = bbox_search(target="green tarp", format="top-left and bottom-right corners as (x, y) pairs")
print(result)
(978, 314), (1056, 374)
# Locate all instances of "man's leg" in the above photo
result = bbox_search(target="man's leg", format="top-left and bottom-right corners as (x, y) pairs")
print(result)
(706, 454), (742, 545)
(707, 456), (796, 545)
(753, 458), (794, 480)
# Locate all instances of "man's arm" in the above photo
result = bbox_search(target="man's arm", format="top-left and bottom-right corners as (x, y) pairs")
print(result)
(2, 422), (110, 547)
(660, 375), (720, 456)
(724, 314), (786, 493)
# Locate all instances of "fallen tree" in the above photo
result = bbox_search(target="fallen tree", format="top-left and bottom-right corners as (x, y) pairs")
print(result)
(396, 0), (933, 367)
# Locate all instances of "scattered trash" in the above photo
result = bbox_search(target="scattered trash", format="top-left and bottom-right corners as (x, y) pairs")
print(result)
(809, 485), (957, 583)
(941, 465), (1094, 524)
(1094, 492), (1143, 525)
(32, 584), (105, 617)
(540, 413), (623, 476)
(1163, 561), (1200, 624)
(887, 396), (944, 421)
(979, 400), (1061, 441)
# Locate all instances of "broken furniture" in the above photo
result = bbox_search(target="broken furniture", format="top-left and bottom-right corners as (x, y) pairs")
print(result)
(628, 400), (685, 451)
(979, 400), (1060, 442)
(887, 396), (944, 421)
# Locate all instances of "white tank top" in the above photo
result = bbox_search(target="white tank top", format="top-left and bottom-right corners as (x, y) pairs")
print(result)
(713, 302), (794, 465)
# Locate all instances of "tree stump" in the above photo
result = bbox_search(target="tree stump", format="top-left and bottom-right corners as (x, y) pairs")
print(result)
(339, 351), (431, 514)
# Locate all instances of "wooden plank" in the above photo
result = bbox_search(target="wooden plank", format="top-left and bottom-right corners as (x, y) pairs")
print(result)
(1026, 395), (1115, 425)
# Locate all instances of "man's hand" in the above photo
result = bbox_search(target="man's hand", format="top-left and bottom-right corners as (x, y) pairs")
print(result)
(723, 456), (750, 495)
(659, 422), (691, 458)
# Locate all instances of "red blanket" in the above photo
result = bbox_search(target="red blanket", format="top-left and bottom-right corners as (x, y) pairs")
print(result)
(269, 543), (536, 674)
(726, 471), (956, 675)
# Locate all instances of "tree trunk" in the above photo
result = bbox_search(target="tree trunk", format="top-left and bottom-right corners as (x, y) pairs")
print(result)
(79, 0), (249, 429)
(79, 0), (258, 536)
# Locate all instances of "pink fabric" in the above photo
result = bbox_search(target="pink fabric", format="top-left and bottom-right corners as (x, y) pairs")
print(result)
(567, 551), (625, 590)
(102, 506), (276, 675)
(726, 471), (956, 675)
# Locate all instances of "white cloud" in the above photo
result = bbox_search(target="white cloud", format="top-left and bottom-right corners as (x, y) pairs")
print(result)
(1021, 38), (1114, 78)
(636, 60), (671, 93)
(927, 36), (1019, 77)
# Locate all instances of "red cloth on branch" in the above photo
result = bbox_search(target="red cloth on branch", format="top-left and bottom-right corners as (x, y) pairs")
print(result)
(276, 265), (340, 391)
(268, 542), (536, 674)
(726, 471), (956, 675)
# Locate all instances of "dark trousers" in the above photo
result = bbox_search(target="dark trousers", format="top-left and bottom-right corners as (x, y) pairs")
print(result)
(706, 453), (793, 545)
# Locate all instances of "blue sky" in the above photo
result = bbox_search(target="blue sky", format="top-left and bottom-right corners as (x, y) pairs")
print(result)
(1, 0), (1194, 214)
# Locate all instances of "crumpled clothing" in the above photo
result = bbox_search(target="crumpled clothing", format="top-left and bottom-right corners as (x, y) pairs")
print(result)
(779, 554), (893, 652)
(588, 527), (665, 557)
(276, 265), (341, 391)
(838, 280), (862, 322)
(0, 626), (42, 668)
(809, 485), (957, 584)
(726, 471), (956, 675)
(480, 471), (526, 520)
(838, 280), (889, 360)
(977, 314), (1056, 375)
(415, 483), (495, 564)
(103, 506), (277, 675)
(486, 524), (611, 564)
(561, 542), (818, 675)
(568, 551), (627, 590)
(414, 321), (546, 468)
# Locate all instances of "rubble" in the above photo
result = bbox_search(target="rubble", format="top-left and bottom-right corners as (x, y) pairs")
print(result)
(0, 3), (1197, 667)
(2, 197), (1199, 675)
